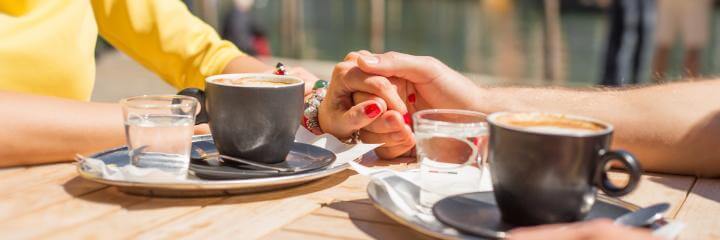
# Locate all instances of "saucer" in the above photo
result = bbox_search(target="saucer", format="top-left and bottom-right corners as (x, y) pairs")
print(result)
(432, 192), (637, 238)
(77, 134), (350, 197)
(190, 140), (336, 180)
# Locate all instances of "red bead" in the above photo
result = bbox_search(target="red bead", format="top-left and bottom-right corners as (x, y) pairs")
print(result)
(408, 93), (416, 104)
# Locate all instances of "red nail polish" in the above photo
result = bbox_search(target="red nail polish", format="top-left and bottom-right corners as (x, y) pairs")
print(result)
(364, 104), (381, 118)
(403, 113), (412, 125)
(408, 93), (416, 104)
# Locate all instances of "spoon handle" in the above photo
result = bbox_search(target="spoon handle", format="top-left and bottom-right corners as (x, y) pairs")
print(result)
(218, 154), (294, 172)
(614, 203), (670, 227)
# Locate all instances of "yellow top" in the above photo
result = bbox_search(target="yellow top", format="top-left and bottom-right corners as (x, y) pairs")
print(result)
(0, 0), (244, 101)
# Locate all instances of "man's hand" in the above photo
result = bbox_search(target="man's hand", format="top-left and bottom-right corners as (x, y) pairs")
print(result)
(352, 51), (482, 159)
(508, 219), (659, 240)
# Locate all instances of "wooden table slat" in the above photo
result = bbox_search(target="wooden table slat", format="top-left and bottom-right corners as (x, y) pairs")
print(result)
(281, 214), (434, 240)
(133, 196), (320, 240)
(260, 229), (343, 240)
(608, 172), (696, 218)
(675, 178), (720, 240)
(311, 200), (400, 226)
(0, 164), (76, 195)
(0, 188), (148, 239)
(0, 175), (106, 221)
(0, 166), (26, 178)
(45, 197), (224, 240)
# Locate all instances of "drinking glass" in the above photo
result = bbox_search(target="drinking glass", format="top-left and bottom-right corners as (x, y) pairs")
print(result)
(120, 95), (198, 179)
(413, 109), (489, 208)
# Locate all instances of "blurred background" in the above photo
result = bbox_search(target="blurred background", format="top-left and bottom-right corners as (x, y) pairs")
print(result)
(93, 0), (720, 101)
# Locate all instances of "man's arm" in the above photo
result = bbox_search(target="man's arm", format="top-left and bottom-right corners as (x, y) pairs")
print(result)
(476, 81), (720, 177)
(354, 52), (720, 176)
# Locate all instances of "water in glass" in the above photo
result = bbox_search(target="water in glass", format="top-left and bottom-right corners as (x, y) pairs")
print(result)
(125, 114), (194, 177)
(414, 109), (488, 208)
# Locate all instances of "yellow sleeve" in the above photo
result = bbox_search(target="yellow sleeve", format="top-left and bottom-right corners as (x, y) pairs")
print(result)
(90, 0), (245, 89)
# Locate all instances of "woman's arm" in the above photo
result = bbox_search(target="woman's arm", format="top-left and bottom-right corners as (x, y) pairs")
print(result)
(91, 0), (267, 89)
(0, 91), (125, 167)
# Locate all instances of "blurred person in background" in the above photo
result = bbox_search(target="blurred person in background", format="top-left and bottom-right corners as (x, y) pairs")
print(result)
(222, 0), (272, 56)
(652, 0), (712, 82)
(600, 0), (656, 86)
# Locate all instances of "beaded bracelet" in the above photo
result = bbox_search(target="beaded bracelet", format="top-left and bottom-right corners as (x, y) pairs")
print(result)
(303, 79), (327, 135)
(275, 63), (358, 142)
(275, 62), (326, 135)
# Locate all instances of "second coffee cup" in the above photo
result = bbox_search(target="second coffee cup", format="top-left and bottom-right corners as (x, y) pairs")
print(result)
(179, 73), (304, 164)
(487, 112), (642, 226)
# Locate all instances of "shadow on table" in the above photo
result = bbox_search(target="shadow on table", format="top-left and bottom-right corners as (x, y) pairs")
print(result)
(62, 169), (353, 210)
(325, 199), (434, 240)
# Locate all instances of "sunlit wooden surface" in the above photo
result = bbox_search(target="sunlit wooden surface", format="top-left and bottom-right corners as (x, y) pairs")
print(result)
(0, 158), (716, 239)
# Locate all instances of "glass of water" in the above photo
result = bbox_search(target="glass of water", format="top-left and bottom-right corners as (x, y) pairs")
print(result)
(120, 95), (198, 179)
(413, 109), (488, 208)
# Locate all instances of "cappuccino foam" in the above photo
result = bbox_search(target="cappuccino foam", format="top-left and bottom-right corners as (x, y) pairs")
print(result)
(496, 113), (606, 135)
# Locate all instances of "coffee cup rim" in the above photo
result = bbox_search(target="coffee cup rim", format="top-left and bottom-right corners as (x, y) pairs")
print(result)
(205, 73), (304, 88)
(487, 111), (614, 137)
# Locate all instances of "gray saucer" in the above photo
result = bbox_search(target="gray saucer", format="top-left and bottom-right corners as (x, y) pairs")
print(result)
(432, 192), (638, 239)
(190, 140), (336, 180)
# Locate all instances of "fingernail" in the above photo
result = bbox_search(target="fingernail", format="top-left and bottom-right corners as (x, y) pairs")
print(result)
(360, 55), (379, 64)
(408, 93), (416, 104)
(364, 103), (381, 118)
(403, 113), (412, 125)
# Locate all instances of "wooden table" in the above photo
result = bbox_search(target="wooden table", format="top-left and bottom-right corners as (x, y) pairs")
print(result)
(0, 157), (718, 240)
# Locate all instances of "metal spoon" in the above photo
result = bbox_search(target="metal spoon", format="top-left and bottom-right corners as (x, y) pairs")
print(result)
(614, 203), (670, 227)
(193, 147), (296, 172)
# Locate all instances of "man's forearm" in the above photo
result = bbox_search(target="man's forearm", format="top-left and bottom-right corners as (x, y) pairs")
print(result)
(475, 81), (720, 177)
(0, 92), (126, 167)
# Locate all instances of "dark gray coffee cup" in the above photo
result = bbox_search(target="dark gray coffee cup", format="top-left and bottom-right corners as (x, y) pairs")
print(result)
(179, 74), (304, 164)
(487, 112), (641, 226)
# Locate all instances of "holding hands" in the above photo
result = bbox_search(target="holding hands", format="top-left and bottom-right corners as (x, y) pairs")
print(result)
(319, 51), (482, 159)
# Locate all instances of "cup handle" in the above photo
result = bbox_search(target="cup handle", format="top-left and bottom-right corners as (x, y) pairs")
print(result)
(177, 88), (208, 124)
(594, 150), (642, 197)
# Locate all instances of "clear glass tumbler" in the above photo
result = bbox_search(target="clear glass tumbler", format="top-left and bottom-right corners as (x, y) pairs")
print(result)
(120, 95), (198, 179)
(413, 109), (489, 208)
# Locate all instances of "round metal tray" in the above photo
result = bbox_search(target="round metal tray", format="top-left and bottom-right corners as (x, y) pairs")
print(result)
(77, 135), (349, 197)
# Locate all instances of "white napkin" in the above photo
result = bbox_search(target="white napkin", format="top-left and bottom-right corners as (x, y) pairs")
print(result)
(78, 127), (382, 182)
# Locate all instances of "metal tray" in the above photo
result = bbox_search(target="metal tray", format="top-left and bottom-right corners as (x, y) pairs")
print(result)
(77, 135), (349, 197)
(366, 177), (642, 240)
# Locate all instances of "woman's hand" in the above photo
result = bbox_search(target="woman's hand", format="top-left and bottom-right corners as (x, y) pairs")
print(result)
(352, 51), (482, 159)
(317, 53), (408, 140)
